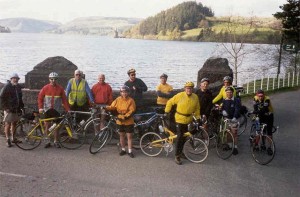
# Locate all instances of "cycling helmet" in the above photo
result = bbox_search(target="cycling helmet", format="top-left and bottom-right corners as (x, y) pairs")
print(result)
(200, 78), (210, 83)
(225, 86), (234, 92)
(184, 81), (195, 88)
(256, 89), (265, 96)
(49, 72), (59, 78)
(127, 68), (136, 75)
(9, 73), (20, 79)
(120, 85), (130, 92)
(223, 76), (232, 82)
(160, 73), (168, 79)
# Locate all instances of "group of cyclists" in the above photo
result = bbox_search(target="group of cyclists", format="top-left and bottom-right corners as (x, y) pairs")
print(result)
(0, 68), (275, 165)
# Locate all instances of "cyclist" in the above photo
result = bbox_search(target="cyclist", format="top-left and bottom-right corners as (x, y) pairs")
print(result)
(124, 68), (147, 113)
(253, 89), (274, 148)
(106, 85), (136, 158)
(213, 76), (236, 104)
(38, 72), (70, 148)
(156, 73), (174, 107)
(0, 73), (24, 147)
(221, 86), (241, 155)
(91, 73), (113, 130)
(196, 77), (213, 121)
(66, 69), (94, 122)
(165, 81), (201, 165)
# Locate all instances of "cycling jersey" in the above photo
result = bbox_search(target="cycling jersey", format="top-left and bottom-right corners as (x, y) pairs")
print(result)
(156, 83), (173, 105)
(165, 92), (200, 124)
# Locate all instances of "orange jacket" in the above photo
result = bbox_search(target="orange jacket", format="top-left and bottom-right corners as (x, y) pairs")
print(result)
(106, 96), (136, 125)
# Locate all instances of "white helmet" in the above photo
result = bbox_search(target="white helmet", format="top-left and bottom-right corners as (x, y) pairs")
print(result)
(10, 73), (20, 79)
(49, 72), (59, 78)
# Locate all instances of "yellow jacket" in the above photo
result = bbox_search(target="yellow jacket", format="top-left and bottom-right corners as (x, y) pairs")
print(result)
(213, 86), (236, 104)
(107, 96), (136, 125)
(68, 79), (87, 106)
(165, 92), (200, 124)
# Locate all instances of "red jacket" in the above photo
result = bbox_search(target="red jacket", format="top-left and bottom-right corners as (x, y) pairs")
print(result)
(38, 84), (70, 112)
(91, 82), (113, 105)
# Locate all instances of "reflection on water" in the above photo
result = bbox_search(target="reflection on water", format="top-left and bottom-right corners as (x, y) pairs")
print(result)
(0, 33), (277, 89)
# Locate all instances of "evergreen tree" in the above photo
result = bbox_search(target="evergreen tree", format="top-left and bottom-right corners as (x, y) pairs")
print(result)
(274, 0), (300, 45)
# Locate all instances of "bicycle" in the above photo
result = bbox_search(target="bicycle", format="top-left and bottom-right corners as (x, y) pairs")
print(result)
(248, 112), (277, 165)
(140, 114), (208, 163)
(15, 107), (101, 150)
(188, 116), (209, 147)
(89, 110), (160, 154)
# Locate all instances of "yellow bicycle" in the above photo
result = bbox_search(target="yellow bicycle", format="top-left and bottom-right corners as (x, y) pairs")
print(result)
(15, 112), (85, 150)
(139, 114), (208, 163)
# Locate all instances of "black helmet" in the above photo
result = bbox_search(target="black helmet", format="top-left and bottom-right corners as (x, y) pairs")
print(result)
(256, 89), (265, 95)
(160, 73), (168, 79)
(225, 86), (234, 92)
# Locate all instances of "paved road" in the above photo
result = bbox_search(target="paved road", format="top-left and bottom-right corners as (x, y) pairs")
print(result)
(1, 89), (299, 197)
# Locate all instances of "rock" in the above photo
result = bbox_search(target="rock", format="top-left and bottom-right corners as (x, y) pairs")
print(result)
(197, 57), (233, 96)
(25, 56), (78, 89)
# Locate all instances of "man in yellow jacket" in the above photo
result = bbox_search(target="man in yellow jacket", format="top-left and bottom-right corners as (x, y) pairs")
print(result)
(213, 76), (236, 104)
(165, 81), (201, 165)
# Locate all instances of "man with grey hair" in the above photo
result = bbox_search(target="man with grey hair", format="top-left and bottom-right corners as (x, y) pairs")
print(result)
(66, 69), (94, 122)
(0, 73), (24, 147)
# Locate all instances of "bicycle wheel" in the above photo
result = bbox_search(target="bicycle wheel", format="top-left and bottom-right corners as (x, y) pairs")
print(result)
(84, 118), (101, 144)
(89, 128), (110, 154)
(140, 132), (163, 157)
(194, 127), (209, 147)
(15, 121), (42, 150)
(59, 124), (86, 150)
(216, 130), (234, 160)
(251, 135), (275, 165)
(183, 137), (208, 163)
(237, 114), (247, 136)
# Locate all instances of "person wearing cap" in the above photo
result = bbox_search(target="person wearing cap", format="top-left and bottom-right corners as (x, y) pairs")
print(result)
(212, 76), (236, 104)
(165, 81), (201, 165)
(221, 86), (241, 155)
(66, 69), (95, 121)
(38, 72), (70, 148)
(253, 89), (274, 140)
(196, 78), (213, 119)
(124, 68), (147, 112)
(105, 85), (136, 158)
(156, 73), (174, 106)
(0, 73), (24, 147)
(91, 73), (113, 130)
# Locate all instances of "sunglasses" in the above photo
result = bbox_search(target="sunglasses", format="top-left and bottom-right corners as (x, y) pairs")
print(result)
(49, 78), (57, 81)
(75, 74), (81, 76)
(130, 74), (136, 76)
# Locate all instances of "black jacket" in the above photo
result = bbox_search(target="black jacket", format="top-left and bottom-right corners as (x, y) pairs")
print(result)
(196, 89), (213, 118)
(0, 81), (24, 113)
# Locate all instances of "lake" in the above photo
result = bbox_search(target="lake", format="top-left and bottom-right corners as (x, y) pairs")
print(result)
(0, 33), (278, 90)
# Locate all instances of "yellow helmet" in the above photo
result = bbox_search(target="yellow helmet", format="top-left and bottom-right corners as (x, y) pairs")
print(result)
(184, 81), (194, 88)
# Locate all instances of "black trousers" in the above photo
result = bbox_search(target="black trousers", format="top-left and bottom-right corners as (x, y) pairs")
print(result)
(175, 123), (188, 156)
(260, 114), (274, 136)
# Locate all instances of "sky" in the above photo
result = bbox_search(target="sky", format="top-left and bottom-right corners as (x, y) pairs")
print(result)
(0, 0), (287, 23)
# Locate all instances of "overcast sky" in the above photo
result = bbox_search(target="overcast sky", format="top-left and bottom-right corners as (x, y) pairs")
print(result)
(0, 0), (287, 23)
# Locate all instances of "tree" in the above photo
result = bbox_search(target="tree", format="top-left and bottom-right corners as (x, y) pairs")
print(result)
(216, 16), (255, 85)
(274, 0), (300, 45)
(274, 0), (300, 74)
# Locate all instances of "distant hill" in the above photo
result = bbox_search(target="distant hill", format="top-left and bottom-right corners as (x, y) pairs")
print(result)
(124, 1), (214, 39)
(124, 1), (281, 44)
(0, 18), (61, 33)
(48, 16), (142, 36)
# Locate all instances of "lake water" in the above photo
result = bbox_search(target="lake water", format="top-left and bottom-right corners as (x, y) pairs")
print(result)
(0, 33), (278, 90)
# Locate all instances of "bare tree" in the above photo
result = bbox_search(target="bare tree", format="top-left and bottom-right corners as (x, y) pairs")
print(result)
(216, 16), (256, 85)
